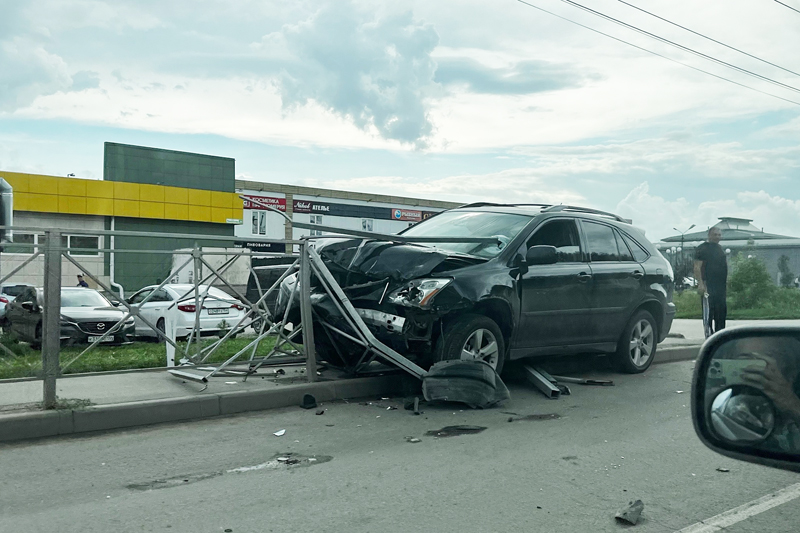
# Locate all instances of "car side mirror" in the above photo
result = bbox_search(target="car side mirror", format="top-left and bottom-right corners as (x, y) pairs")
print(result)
(20, 301), (35, 312)
(112, 301), (121, 307)
(525, 245), (558, 266)
(692, 326), (800, 472)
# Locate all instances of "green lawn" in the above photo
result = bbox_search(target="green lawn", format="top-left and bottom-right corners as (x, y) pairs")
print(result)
(0, 335), (285, 380)
(674, 288), (800, 320)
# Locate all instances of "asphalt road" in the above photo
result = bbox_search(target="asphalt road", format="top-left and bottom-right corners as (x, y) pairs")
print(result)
(2, 360), (798, 533)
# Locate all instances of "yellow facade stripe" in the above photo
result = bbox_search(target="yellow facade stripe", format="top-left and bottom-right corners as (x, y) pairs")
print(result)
(2, 170), (241, 224)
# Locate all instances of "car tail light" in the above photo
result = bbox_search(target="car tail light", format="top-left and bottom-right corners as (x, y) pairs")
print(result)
(231, 304), (244, 310)
(0, 297), (8, 304)
(178, 304), (197, 313)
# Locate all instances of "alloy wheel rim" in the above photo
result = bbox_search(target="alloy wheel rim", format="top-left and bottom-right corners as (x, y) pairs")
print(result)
(628, 319), (654, 367)
(460, 328), (499, 369)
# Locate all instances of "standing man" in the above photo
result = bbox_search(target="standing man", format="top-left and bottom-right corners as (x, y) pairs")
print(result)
(694, 227), (727, 336)
(77, 274), (89, 287)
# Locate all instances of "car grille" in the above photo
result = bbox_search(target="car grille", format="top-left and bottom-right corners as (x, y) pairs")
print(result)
(80, 322), (119, 334)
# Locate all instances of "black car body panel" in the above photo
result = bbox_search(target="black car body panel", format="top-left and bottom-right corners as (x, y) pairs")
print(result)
(277, 205), (675, 368)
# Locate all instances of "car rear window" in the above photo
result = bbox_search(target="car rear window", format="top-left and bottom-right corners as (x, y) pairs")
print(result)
(2, 285), (30, 297)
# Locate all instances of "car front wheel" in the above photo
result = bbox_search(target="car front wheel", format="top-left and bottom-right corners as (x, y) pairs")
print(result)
(434, 314), (505, 375)
(614, 310), (657, 373)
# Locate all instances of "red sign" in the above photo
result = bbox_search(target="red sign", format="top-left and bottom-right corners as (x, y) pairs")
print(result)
(243, 195), (286, 211)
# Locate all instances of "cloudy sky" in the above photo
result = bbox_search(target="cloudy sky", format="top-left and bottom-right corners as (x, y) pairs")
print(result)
(1, 0), (799, 240)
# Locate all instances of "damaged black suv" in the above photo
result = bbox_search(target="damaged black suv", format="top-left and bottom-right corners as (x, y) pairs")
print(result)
(278, 204), (676, 375)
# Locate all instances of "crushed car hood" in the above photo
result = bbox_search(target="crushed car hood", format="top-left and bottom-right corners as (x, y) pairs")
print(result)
(315, 238), (486, 282)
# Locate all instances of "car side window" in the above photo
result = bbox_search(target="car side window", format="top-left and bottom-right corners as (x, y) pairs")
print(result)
(150, 289), (172, 302)
(621, 232), (650, 262)
(15, 288), (35, 304)
(526, 219), (582, 262)
(614, 230), (635, 261)
(583, 221), (622, 262)
(130, 289), (153, 304)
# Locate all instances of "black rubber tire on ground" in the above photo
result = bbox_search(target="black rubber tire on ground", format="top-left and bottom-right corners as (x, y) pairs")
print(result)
(434, 314), (506, 375)
(614, 310), (658, 374)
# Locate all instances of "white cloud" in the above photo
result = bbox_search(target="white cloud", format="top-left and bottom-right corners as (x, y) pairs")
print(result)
(270, 1), (440, 146)
(0, 38), (71, 112)
(616, 182), (800, 241)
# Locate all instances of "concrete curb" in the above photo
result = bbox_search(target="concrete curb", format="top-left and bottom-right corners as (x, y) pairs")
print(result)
(0, 345), (701, 444)
(0, 375), (403, 443)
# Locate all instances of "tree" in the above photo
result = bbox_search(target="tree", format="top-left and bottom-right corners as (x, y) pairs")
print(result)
(778, 255), (796, 288)
(728, 255), (775, 308)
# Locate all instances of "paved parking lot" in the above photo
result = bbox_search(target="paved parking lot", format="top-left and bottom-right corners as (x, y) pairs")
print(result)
(2, 359), (798, 532)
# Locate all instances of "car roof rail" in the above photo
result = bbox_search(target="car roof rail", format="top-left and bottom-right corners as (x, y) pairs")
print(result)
(458, 202), (554, 209)
(541, 204), (630, 223)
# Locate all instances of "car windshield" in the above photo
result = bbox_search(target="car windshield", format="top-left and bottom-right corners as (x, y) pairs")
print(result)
(401, 211), (533, 258)
(61, 290), (112, 308)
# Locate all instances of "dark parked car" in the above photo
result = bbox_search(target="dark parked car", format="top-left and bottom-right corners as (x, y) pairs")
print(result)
(277, 203), (676, 374)
(5, 287), (135, 349)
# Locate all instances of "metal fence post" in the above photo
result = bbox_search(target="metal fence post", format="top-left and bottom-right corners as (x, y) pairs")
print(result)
(42, 230), (62, 409)
(299, 241), (317, 382)
(193, 244), (202, 358)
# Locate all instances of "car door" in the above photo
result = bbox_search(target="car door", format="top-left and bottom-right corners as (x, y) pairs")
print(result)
(581, 220), (646, 343)
(145, 288), (173, 330)
(128, 288), (153, 335)
(6, 287), (38, 341)
(514, 218), (595, 351)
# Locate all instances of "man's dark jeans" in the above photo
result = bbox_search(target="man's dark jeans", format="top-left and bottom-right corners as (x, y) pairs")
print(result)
(705, 291), (727, 333)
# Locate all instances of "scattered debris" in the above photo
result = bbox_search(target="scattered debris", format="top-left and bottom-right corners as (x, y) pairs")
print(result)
(273, 429), (286, 437)
(510, 413), (562, 422)
(300, 394), (317, 409)
(315, 409), (325, 415)
(676, 390), (684, 394)
(562, 456), (578, 461)
(274, 369), (286, 376)
(404, 397), (423, 414)
(424, 425), (487, 438)
(386, 406), (397, 410)
(551, 375), (614, 386)
(501, 411), (520, 416)
(325, 424), (334, 427)
(405, 436), (421, 443)
(507, 417), (514, 422)
(716, 467), (730, 473)
(225, 381), (237, 385)
(277, 456), (300, 465)
(536, 506), (542, 510)
(423, 360), (510, 408)
(615, 499), (644, 525)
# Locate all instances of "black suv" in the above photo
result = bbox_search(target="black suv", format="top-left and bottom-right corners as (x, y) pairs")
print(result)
(278, 204), (676, 374)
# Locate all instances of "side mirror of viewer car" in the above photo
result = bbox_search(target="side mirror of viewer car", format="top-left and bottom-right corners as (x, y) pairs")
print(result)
(526, 245), (558, 266)
(692, 326), (800, 472)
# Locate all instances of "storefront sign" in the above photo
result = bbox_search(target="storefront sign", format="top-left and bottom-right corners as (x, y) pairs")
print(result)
(234, 241), (286, 253)
(243, 196), (286, 211)
(392, 208), (422, 222)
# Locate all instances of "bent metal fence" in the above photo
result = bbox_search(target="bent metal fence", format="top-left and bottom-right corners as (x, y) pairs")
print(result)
(0, 225), (307, 408)
(1, 217), (496, 409)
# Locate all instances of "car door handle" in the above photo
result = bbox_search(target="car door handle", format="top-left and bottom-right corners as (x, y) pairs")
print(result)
(577, 273), (592, 282)
(631, 270), (644, 279)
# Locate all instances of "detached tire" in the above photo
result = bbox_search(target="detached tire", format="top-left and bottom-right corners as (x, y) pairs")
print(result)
(614, 310), (657, 373)
(434, 314), (506, 375)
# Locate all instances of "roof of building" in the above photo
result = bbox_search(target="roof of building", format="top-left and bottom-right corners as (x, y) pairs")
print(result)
(235, 179), (461, 210)
(661, 217), (796, 243)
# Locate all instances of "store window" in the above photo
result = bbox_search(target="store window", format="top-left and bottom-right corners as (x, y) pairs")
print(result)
(251, 211), (266, 235)
(67, 235), (101, 256)
(362, 218), (374, 232)
(3, 233), (35, 254)
(310, 215), (323, 236)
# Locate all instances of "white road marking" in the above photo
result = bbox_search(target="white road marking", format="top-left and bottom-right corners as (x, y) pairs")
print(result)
(677, 482), (800, 532)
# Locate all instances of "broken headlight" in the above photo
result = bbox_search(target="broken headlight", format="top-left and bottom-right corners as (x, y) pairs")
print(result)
(388, 278), (452, 309)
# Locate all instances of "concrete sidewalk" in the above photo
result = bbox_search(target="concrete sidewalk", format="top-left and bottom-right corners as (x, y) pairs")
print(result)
(5, 317), (772, 443)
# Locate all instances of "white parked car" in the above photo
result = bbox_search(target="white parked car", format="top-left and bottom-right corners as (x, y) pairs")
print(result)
(127, 284), (246, 339)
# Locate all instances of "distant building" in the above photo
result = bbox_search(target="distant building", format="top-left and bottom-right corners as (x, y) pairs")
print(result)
(658, 217), (800, 286)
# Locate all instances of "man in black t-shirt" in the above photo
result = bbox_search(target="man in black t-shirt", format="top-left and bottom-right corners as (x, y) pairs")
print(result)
(694, 227), (727, 334)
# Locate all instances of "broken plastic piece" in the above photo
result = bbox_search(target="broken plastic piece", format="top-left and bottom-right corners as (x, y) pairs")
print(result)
(716, 467), (730, 473)
(315, 409), (325, 415)
(405, 437), (421, 443)
(423, 360), (510, 408)
(615, 500), (644, 525)
(274, 429), (286, 437)
(300, 394), (317, 409)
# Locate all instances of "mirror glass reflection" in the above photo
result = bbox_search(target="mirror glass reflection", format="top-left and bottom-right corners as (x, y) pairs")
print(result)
(705, 335), (800, 452)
